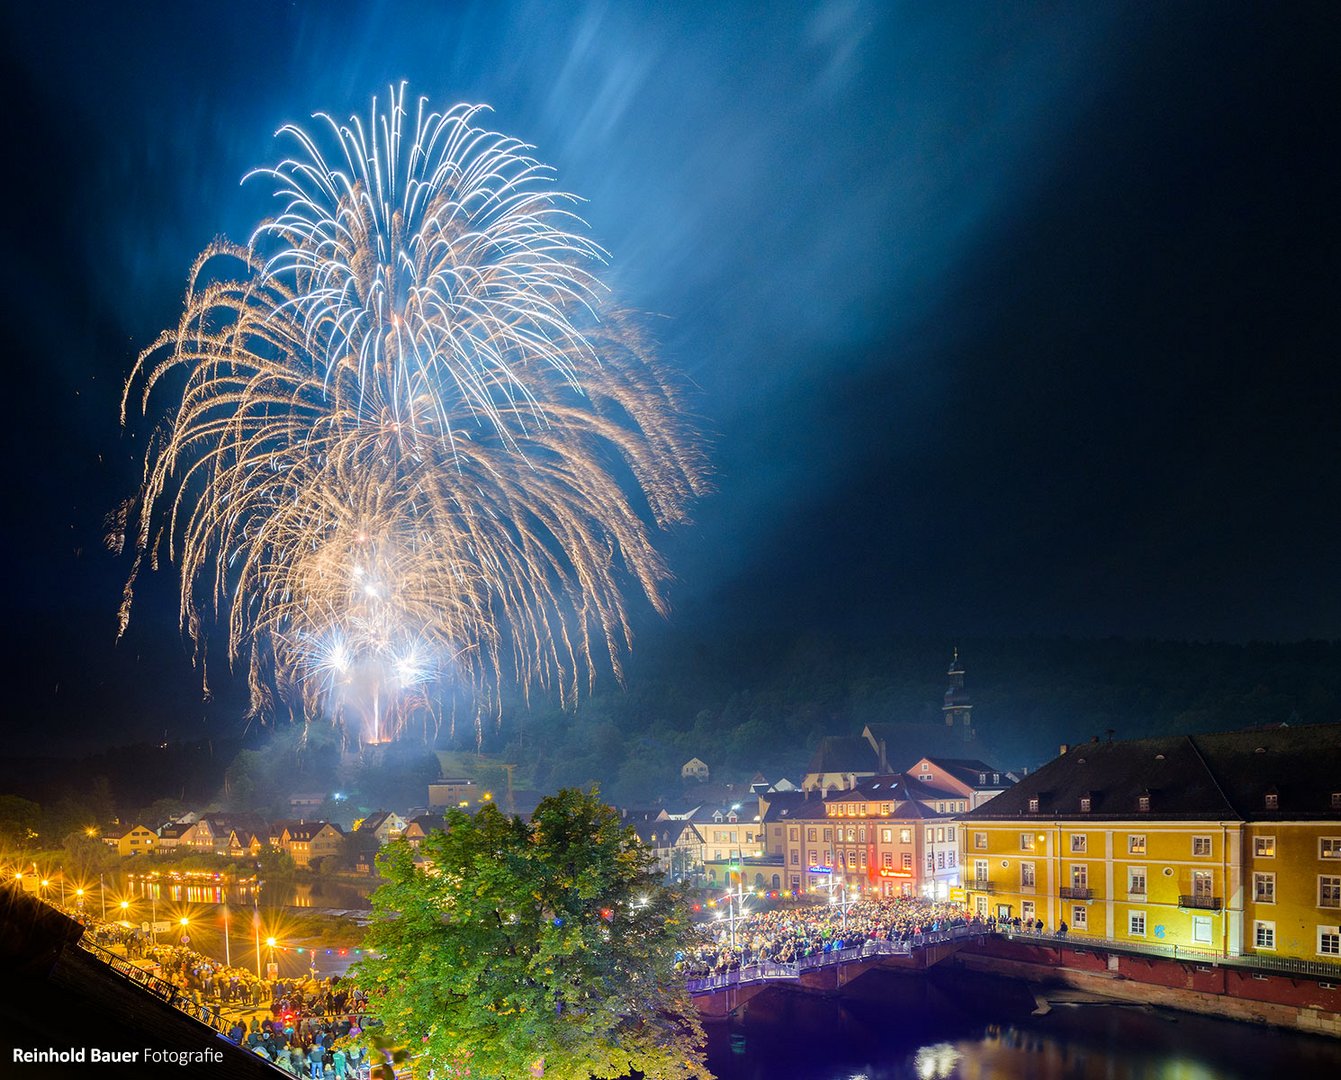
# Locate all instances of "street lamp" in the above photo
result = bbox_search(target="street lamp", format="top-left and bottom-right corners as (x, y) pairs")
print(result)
(828, 880), (852, 932)
(222, 903), (231, 967)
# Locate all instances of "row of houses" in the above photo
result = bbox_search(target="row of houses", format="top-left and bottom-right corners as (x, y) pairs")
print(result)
(638, 722), (1341, 970)
(627, 751), (1017, 898)
(99, 809), (446, 869)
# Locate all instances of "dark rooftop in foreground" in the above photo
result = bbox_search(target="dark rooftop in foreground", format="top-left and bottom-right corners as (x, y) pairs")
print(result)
(966, 724), (1341, 821)
(1, 884), (282, 1079)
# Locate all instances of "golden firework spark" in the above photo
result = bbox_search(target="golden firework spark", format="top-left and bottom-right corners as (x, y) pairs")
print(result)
(120, 87), (707, 743)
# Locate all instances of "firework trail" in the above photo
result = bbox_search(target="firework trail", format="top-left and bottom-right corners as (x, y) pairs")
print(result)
(120, 85), (707, 744)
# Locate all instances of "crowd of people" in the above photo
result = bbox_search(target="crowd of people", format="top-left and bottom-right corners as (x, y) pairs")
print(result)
(81, 917), (377, 1076)
(678, 896), (981, 977)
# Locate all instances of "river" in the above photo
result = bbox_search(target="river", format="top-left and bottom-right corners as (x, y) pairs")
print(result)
(120, 872), (372, 911)
(701, 969), (1341, 1079)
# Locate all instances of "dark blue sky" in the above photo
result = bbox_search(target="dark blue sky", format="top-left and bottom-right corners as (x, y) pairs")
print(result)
(3, 2), (1338, 752)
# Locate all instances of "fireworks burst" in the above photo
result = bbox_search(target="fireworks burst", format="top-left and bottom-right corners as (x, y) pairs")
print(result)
(120, 85), (707, 744)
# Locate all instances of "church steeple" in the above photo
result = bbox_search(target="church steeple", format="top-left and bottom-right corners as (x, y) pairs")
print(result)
(943, 647), (974, 738)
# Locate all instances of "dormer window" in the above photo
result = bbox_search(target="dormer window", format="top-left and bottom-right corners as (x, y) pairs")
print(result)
(1264, 791), (1278, 810)
(1138, 793), (1151, 813)
(1331, 792), (1341, 810)
(1028, 796), (1040, 813)
(1080, 795), (1092, 813)
(979, 773), (986, 784)
(993, 773), (1000, 784)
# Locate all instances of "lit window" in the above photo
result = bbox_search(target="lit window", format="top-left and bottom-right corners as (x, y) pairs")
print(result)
(1020, 833), (1035, 852)
(1321, 876), (1341, 909)
(1129, 912), (1146, 937)
(1255, 921), (1276, 950)
(974, 832), (988, 850)
(902, 852), (912, 870)
(882, 852), (892, 868)
(899, 828), (912, 844)
(1129, 835), (1146, 854)
(1320, 838), (1341, 860)
(1254, 836), (1275, 858)
(1253, 873), (1275, 904)
(1193, 836), (1212, 857)
(1128, 867), (1146, 896)
(881, 828), (892, 843)
(1028, 797), (1040, 813)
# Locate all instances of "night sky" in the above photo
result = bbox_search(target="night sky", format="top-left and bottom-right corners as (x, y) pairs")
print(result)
(3, 2), (1338, 754)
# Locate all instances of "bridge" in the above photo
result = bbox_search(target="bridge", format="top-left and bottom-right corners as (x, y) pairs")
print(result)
(688, 926), (984, 1018)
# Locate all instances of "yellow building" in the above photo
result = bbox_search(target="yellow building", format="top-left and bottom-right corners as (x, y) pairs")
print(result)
(964, 726), (1340, 963)
(101, 824), (158, 857)
(280, 822), (344, 868)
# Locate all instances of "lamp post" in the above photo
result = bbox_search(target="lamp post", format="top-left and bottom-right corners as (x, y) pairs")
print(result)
(721, 883), (748, 951)
(828, 879), (852, 932)
(99, 873), (107, 922)
(222, 902), (231, 967)
(150, 890), (158, 945)
(253, 881), (264, 980)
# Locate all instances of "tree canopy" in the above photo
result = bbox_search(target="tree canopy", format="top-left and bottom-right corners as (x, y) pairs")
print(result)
(353, 787), (708, 1080)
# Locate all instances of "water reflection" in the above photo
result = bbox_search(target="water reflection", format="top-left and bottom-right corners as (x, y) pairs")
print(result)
(702, 971), (1341, 1080)
(123, 873), (369, 909)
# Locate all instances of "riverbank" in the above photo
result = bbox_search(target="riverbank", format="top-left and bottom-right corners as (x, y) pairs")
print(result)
(950, 935), (1341, 1038)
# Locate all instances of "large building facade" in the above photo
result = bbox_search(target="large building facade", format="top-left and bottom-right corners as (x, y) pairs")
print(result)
(962, 726), (1340, 964)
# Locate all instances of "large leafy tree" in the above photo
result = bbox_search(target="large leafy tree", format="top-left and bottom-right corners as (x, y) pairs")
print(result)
(354, 787), (709, 1080)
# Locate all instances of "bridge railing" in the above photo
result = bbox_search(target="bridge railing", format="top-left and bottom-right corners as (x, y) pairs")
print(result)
(687, 924), (985, 992)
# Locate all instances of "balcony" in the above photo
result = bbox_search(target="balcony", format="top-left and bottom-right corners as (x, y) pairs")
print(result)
(1179, 894), (1223, 911)
(967, 878), (995, 893)
(1060, 886), (1093, 900)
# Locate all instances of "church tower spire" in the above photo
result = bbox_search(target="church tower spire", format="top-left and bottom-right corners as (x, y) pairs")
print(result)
(943, 647), (974, 739)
